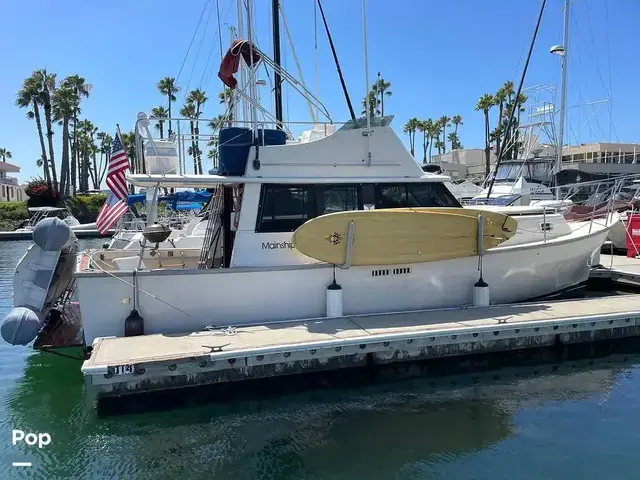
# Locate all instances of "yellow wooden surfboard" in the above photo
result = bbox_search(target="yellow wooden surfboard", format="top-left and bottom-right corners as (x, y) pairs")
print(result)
(396, 207), (518, 239)
(292, 208), (518, 266)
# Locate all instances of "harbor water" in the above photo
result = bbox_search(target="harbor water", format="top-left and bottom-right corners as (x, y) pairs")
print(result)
(2, 240), (640, 479)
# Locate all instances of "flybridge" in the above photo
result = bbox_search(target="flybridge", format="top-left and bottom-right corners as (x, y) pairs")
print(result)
(128, 119), (449, 188)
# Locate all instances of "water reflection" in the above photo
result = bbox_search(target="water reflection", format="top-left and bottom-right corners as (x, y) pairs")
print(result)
(1, 347), (624, 479)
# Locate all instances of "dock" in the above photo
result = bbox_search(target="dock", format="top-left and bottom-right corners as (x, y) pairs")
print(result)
(592, 254), (640, 287)
(0, 228), (114, 241)
(82, 291), (640, 400)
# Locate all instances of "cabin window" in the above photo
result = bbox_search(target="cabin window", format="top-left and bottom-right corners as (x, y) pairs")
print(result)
(319, 185), (360, 214)
(375, 183), (461, 208)
(406, 183), (460, 207)
(257, 185), (315, 232)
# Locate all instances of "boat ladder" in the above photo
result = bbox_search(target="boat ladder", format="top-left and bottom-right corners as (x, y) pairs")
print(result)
(198, 184), (224, 269)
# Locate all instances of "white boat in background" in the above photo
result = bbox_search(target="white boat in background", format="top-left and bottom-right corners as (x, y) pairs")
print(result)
(14, 206), (96, 233)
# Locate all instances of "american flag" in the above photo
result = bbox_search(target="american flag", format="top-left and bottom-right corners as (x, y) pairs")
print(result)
(106, 132), (130, 200)
(96, 131), (130, 234)
(96, 192), (128, 234)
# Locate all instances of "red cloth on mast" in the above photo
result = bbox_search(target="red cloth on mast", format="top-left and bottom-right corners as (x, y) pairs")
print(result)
(218, 39), (262, 89)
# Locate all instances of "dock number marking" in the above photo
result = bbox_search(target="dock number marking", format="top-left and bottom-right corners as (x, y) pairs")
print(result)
(113, 364), (135, 376)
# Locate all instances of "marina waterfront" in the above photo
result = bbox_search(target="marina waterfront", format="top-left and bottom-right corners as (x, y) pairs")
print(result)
(1, 241), (640, 478)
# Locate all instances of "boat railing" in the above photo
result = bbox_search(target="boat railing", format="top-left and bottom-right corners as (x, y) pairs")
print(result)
(135, 114), (349, 176)
(556, 173), (640, 235)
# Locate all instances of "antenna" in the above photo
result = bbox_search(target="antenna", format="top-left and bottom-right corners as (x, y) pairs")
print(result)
(362, 0), (372, 166)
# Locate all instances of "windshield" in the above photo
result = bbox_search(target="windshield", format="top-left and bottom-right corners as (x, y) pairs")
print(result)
(494, 161), (552, 184)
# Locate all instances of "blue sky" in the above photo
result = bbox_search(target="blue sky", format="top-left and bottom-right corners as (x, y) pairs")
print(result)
(0, 0), (636, 183)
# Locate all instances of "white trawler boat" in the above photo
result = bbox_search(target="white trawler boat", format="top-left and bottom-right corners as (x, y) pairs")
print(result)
(53, 112), (610, 347)
(0, 6), (613, 349)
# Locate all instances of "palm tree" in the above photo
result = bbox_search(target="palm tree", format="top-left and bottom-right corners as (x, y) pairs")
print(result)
(447, 132), (461, 151)
(157, 77), (180, 137)
(96, 132), (113, 185)
(218, 88), (235, 127)
(180, 102), (198, 174)
(120, 131), (137, 185)
(434, 140), (445, 155)
(372, 73), (392, 117)
(77, 119), (97, 191)
(52, 85), (75, 197)
(207, 148), (219, 170)
(452, 115), (463, 136)
(502, 80), (514, 103)
(418, 119), (432, 163)
(439, 116), (451, 153)
(118, 131), (137, 192)
(475, 93), (495, 177)
(150, 106), (169, 139)
(208, 114), (226, 132)
(0, 148), (11, 162)
(493, 87), (507, 159)
(427, 121), (440, 162)
(503, 92), (528, 160)
(16, 72), (51, 185)
(37, 69), (58, 190)
(61, 75), (91, 194)
(402, 118), (420, 157)
(187, 89), (208, 174)
(361, 89), (380, 118)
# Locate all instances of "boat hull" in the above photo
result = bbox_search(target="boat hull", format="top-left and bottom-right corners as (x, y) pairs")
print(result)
(75, 220), (609, 345)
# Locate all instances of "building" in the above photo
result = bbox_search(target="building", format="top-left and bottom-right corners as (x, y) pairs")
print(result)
(429, 149), (498, 182)
(561, 142), (640, 165)
(430, 142), (640, 183)
(0, 160), (27, 202)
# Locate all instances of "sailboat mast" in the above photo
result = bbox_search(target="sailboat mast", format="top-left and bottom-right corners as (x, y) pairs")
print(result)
(237, 0), (248, 124)
(272, 0), (284, 127)
(556, 0), (570, 200)
(246, 0), (258, 133)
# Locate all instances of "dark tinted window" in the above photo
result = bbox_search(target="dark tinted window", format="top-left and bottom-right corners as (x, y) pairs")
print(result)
(257, 185), (314, 232)
(406, 183), (460, 207)
(257, 182), (460, 232)
(375, 183), (460, 208)
(257, 184), (362, 232)
(320, 185), (360, 214)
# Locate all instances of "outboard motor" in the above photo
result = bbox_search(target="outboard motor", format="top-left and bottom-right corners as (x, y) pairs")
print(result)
(1, 218), (77, 345)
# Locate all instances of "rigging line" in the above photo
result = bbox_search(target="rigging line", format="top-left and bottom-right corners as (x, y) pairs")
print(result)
(198, 32), (222, 90)
(583, 0), (618, 141)
(604, 0), (617, 141)
(313, 0), (319, 120)
(316, 0), (356, 121)
(486, 0), (547, 199)
(198, 0), (234, 89)
(176, 0), (211, 83)
(202, 1), (235, 89)
(216, 0), (224, 61)
(198, 17), (222, 88)
(279, 1), (317, 122)
(184, 0), (216, 100)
